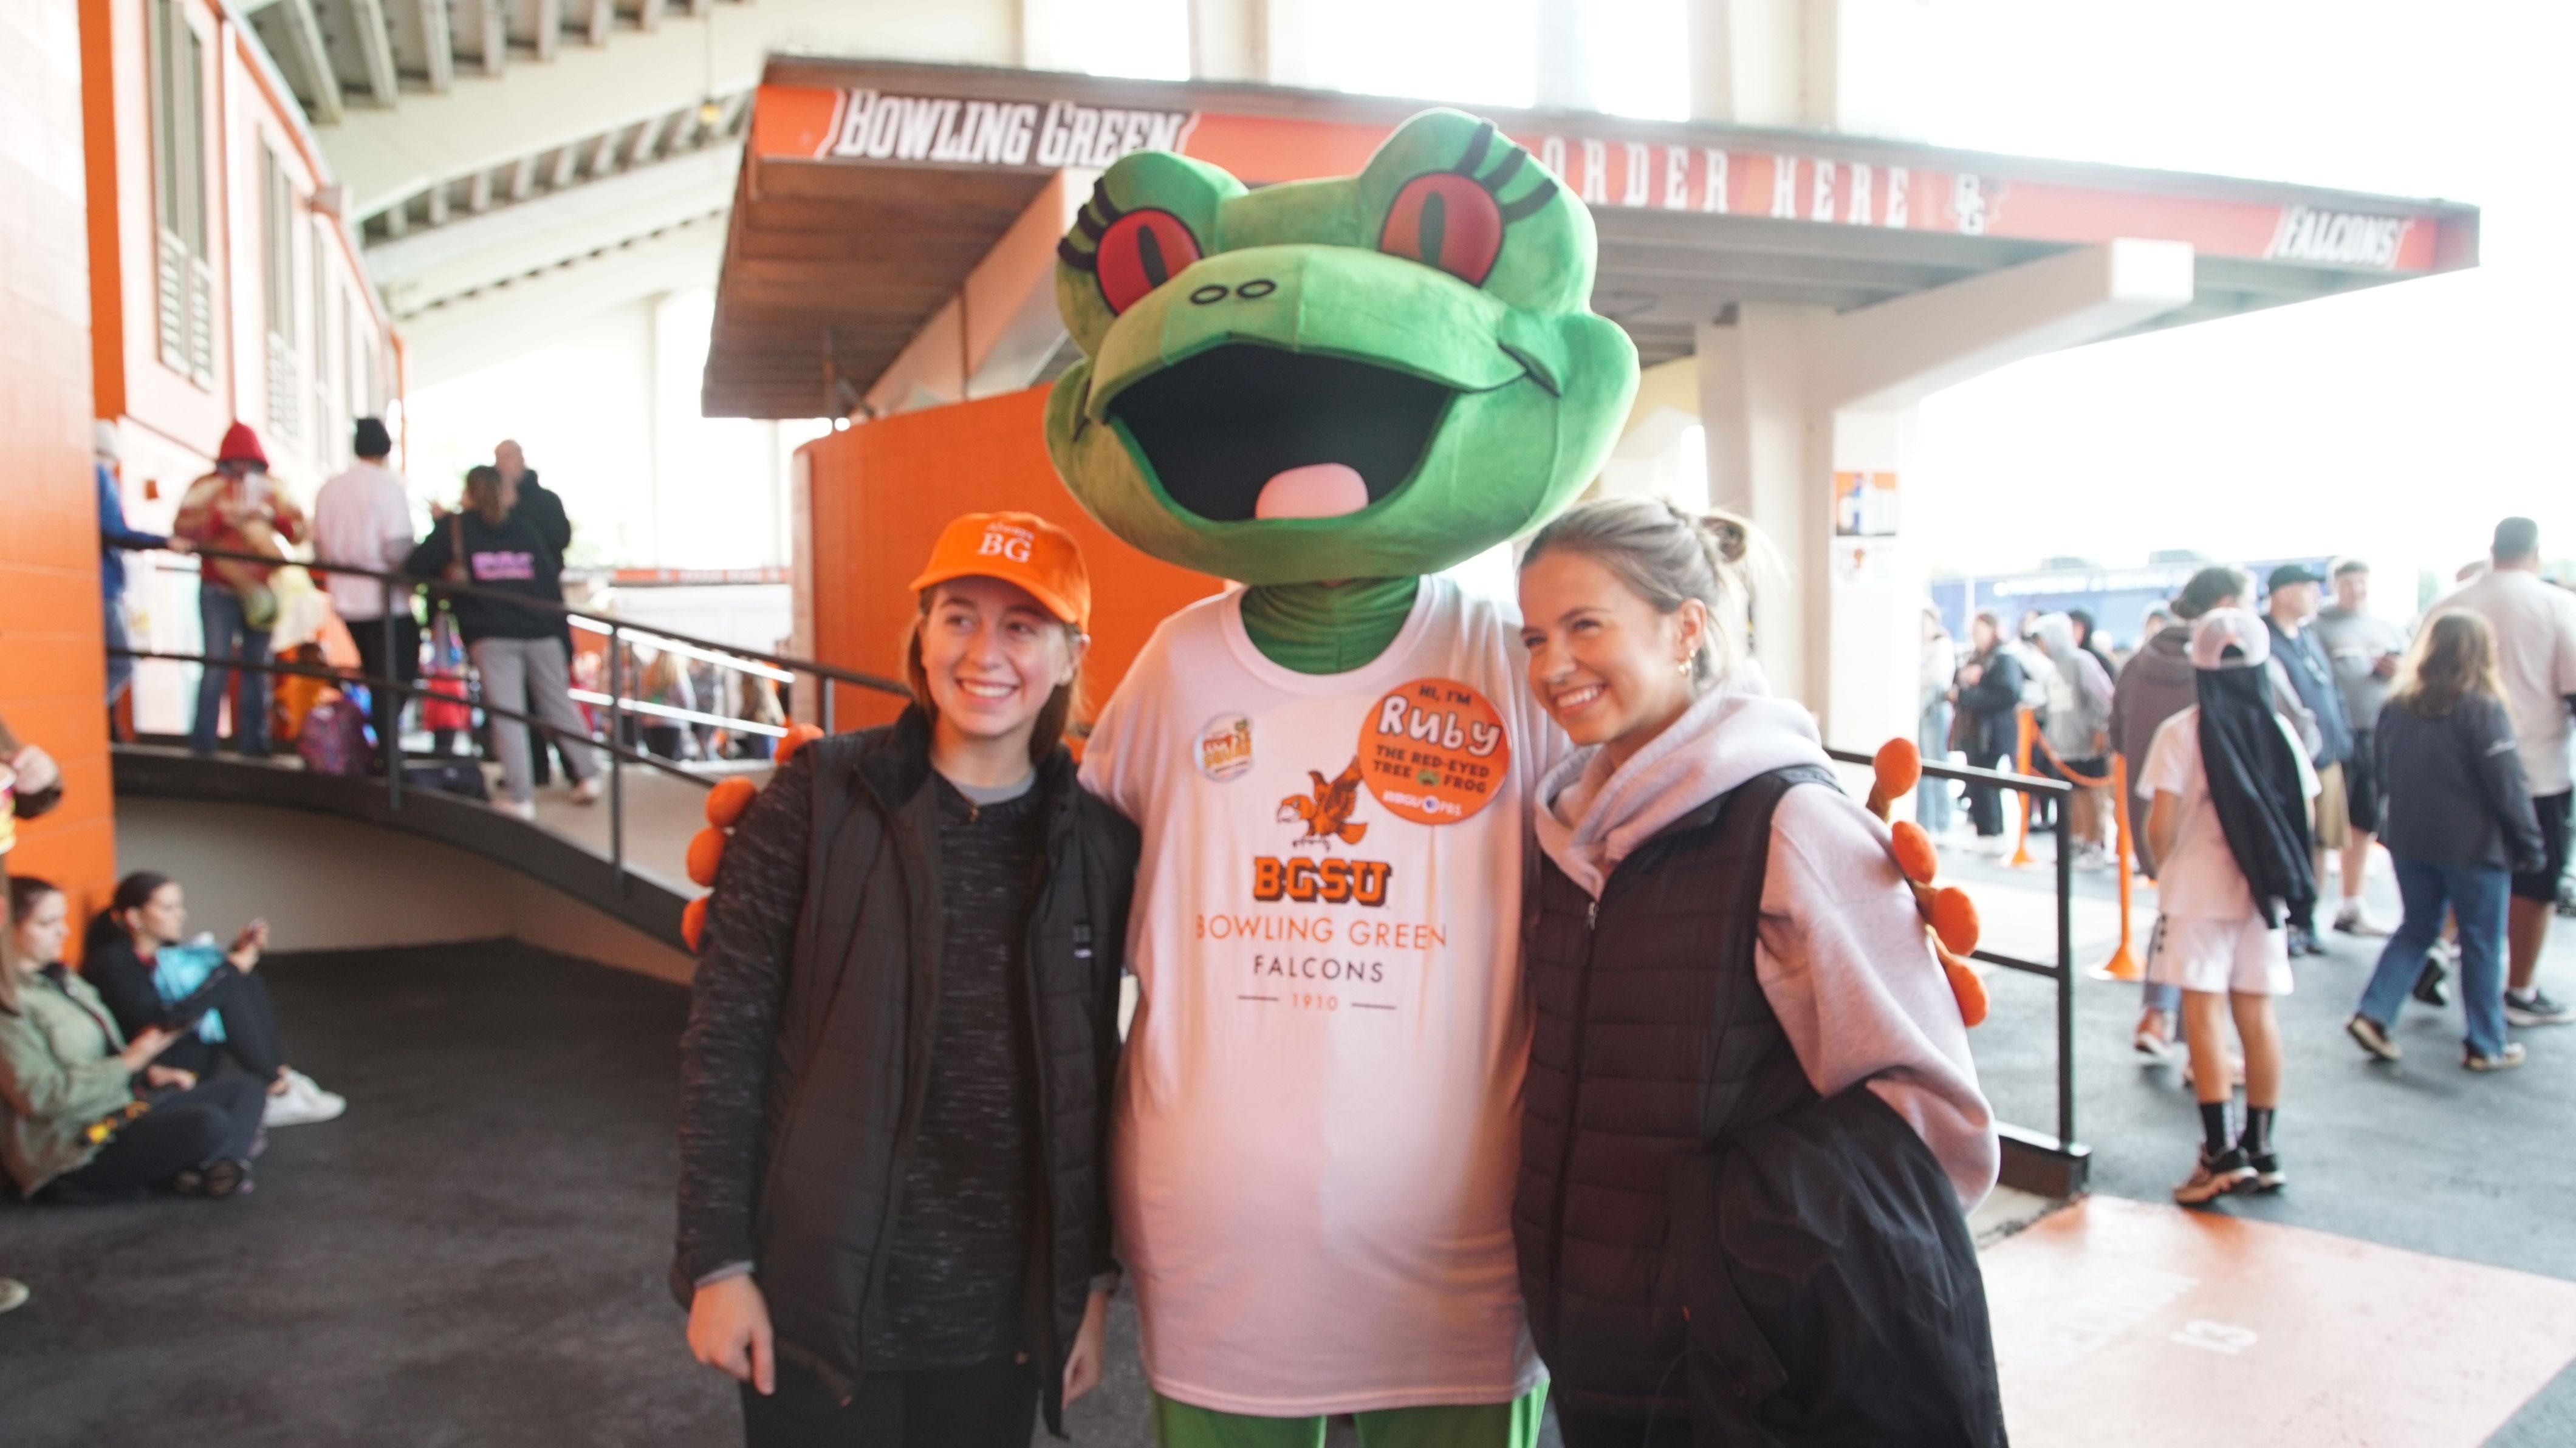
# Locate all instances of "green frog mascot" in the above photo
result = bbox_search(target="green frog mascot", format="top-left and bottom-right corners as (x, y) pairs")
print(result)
(1051, 111), (1629, 1445)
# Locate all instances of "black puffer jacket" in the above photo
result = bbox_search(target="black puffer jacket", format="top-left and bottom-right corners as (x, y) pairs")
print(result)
(2376, 692), (2544, 873)
(1518, 767), (2004, 1445)
(673, 709), (1138, 1431)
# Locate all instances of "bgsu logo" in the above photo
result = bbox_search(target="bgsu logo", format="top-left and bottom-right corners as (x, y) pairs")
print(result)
(1256, 757), (1393, 906)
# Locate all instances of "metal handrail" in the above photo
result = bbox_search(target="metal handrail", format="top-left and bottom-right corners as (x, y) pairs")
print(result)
(157, 540), (908, 702)
(1827, 745), (2081, 1187)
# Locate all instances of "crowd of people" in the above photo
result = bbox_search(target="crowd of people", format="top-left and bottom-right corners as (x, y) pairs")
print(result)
(1921, 519), (2575, 1201)
(94, 418), (786, 818)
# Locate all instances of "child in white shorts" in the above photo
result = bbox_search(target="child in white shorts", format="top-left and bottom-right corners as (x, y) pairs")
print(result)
(2141, 609), (2319, 1206)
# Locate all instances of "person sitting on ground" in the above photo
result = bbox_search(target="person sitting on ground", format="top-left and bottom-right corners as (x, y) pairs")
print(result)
(2141, 610), (2318, 1205)
(81, 872), (343, 1128)
(1, 876), (267, 1200)
(2348, 612), (2545, 1071)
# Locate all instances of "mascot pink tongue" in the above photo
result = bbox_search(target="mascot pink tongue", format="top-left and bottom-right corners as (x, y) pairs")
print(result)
(1253, 462), (1371, 520)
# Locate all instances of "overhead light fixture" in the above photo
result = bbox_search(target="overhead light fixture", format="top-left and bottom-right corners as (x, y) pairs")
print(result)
(699, 98), (725, 129)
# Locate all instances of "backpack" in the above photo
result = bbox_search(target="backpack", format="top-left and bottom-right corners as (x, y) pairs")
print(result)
(296, 695), (371, 777)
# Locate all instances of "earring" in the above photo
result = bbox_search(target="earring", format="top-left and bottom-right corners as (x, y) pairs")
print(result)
(1676, 658), (1693, 676)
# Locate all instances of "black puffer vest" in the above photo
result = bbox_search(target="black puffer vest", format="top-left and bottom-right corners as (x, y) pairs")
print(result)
(1516, 764), (2006, 1444)
(674, 711), (1139, 1433)
(1516, 766), (1828, 1413)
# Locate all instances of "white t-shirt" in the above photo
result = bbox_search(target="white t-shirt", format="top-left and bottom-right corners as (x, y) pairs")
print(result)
(1079, 578), (1560, 1417)
(311, 461), (416, 620)
(2140, 705), (2318, 920)
(2435, 569), (2576, 796)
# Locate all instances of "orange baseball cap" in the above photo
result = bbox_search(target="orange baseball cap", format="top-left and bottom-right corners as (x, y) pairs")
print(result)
(907, 511), (1092, 632)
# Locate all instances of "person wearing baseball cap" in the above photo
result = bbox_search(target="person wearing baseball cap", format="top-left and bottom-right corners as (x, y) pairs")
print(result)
(677, 510), (1136, 1444)
(173, 422), (306, 757)
(2139, 608), (2321, 1205)
(2262, 561), (2352, 958)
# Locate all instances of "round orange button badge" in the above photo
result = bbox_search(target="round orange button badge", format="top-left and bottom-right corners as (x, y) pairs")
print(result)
(1357, 678), (1511, 826)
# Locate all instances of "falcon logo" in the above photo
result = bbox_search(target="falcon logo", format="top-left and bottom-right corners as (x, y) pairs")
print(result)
(1257, 757), (1393, 907)
(1278, 758), (1370, 848)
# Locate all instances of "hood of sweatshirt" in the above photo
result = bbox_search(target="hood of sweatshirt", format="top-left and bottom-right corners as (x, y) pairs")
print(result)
(1535, 663), (1834, 898)
(2131, 625), (2193, 686)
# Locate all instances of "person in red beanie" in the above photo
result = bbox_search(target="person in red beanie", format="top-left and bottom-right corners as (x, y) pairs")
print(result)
(174, 423), (306, 756)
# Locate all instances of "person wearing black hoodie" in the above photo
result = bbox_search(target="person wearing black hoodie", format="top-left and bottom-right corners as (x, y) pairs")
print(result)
(2139, 610), (2318, 1204)
(494, 439), (578, 789)
(406, 466), (601, 819)
(1949, 610), (2026, 852)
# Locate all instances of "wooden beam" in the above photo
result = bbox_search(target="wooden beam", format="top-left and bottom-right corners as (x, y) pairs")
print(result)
(459, 0), (507, 75)
(341, 0), (401, 104)
(380, 201), (409, 238)
(580, 0), (612, 46)
(508, 155), (536, 202)
(588, 129), (622, 180)
(423, 182), (450, 226)
(625, 112), (671, 167)
(509, 0), (560, 63)
(465, 169), (493, 213)
(273, 0), (344, 125)
(414, 0), (453, 90)
(549, 145), (581, 190)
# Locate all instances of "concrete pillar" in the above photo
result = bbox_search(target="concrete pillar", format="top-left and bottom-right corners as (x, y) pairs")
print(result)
(1188, 0), (1266, 82)
(1533, 0), (1594, 112)
(1682, 0), (1932, 138)
(1696, 242), (2195, 749)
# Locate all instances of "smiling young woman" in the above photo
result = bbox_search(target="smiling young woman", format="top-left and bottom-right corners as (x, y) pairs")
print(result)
(676, 512), (1139, 1448)
(1512, 497), (2007, 1448)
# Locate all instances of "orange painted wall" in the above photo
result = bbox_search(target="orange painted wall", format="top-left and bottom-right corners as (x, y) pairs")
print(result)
(3, 0), (118, 929)
(798, 388), (1222, 735)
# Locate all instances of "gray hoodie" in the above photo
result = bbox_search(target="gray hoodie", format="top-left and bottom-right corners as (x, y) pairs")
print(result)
(2030, 613), (2115, 762)
(1532, 672), (2000, 1209)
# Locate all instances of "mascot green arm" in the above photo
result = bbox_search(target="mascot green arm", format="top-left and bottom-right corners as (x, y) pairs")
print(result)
(1044, 110), (1638, 671)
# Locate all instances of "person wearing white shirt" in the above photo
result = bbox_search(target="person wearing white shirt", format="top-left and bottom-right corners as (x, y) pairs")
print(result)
(2434, 517), (2576, 1025)
(312, 418), (419, 757)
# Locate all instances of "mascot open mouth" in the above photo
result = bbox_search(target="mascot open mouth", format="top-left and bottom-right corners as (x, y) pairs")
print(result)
(1106, 344), (1455, 524)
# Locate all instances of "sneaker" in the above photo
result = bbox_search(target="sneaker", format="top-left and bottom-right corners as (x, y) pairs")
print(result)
(570, 775), (603, 805)
(2412, 955), (2450, 1008)
(2346, 1014), (2402, 1063)
(2464, 1043), (2529, 1072)
(2504, 989), (2575, 1027)
(496, 797), (537, 822)
(0, 1278), (27, 1314)
(2333, 903), (2392, 937)
(2245, 1151), (2287, 1192)
(2286, 926), (2318, 957)
(263, 1071), (346, 1128)
(2133, 1011), (2175, 1062)
(2174, 1147), (2256, 1205)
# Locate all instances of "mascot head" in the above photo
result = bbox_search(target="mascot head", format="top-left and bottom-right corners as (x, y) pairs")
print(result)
(1046, 109), (1640, 585)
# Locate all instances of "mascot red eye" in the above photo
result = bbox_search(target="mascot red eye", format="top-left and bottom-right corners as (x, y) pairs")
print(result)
(1380, 173), (1506, 285)
(1095, 210), (1202, 314)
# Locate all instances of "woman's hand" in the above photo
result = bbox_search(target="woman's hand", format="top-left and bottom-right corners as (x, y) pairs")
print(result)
(688, 1275), (775, 1396)
(228, 920), (269, 971)
(144, 1064), (196, 1090)
(1063, 1288), (1111, 1405)
(118, 1025), (180, 1073)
